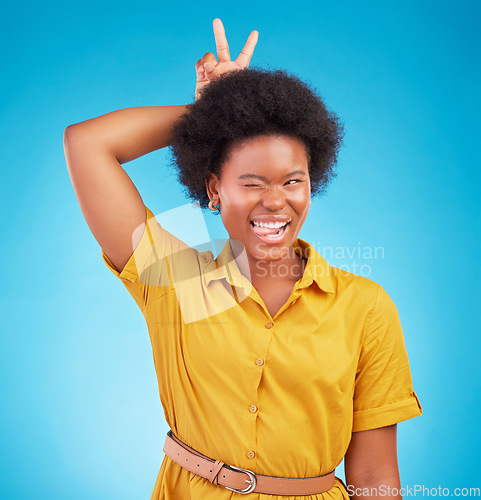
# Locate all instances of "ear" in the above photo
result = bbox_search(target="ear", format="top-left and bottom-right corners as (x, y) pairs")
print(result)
(205, 171), (221, 202)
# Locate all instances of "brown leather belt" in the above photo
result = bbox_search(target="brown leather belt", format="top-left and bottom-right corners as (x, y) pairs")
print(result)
(163, 430), (336, 496)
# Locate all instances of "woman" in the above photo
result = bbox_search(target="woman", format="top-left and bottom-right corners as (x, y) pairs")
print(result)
(64, 18), (422, 500)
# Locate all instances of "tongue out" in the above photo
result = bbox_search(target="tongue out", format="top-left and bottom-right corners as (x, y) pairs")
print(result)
(252, 224), (283, 236)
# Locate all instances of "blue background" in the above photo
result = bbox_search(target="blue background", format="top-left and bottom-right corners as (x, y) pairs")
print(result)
(1, 0), (479, 498)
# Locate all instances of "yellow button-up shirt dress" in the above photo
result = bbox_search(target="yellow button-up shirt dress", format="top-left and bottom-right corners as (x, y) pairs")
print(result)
(101, 205), (423, 499)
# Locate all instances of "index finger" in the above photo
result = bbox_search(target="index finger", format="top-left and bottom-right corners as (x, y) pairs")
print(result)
(235, 30), (259, 68)
(213, 18), (231, 62)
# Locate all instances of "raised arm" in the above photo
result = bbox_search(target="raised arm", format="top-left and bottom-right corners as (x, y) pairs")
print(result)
(63, 105), (190, 273)
(63, 18), (258, 274)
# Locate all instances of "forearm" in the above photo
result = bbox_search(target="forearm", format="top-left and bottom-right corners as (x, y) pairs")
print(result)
(65, 105), (191, 164)
(344, 426), (402, 499)
(345, 475), (403, 500)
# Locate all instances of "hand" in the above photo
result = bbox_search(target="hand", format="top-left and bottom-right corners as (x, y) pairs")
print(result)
(195, 18), (259, 101)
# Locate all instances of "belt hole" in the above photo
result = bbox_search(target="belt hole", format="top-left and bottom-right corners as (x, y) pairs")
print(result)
(223, 475), (225, 478)
(210, 469), (212, 472)
(186, 459), (188, 462)
(197, 465), (199, 467)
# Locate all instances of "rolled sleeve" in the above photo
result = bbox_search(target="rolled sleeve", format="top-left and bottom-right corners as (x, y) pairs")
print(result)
(352, 284), (423, 432)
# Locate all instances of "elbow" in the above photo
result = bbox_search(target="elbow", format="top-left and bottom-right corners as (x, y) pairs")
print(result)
(63, 124), (76, 152)
(63, 123), (86, 171)
(63, 123), (89, 157)
(63, 123), (80, 145)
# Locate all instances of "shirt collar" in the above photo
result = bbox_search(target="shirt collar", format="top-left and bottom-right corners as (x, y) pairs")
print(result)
(293, 238), (336, 293)
(204, 238), (335, 294)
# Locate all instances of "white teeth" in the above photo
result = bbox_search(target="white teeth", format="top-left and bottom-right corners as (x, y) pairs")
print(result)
(252, 220), (288, 228)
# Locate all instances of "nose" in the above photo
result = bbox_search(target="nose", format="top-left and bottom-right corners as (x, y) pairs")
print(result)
(261, 185), (286, 212)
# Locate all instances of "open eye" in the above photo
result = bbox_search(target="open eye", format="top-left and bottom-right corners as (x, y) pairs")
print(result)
(285, 178), (302, 185)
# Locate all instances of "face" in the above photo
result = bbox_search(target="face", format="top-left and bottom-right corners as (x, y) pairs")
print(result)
(206, 134), (311, 262)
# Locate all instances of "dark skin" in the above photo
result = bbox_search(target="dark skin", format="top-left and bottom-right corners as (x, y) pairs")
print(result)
(200, 20), (402, 499)
(205, 133), (402, 498)
(206, 134), (311, 317)
(65, 16), (404, 499)
(345, 425), (402, 500)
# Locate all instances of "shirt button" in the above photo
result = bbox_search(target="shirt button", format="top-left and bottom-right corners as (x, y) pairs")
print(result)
(265, 321), (274, 329)
(246, 450), (256, 459)
(249, 404), (258, 413)
(255, 358), (264, 366)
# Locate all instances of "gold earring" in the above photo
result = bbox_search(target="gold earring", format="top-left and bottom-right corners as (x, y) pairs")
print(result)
(208, 199), (220, 212)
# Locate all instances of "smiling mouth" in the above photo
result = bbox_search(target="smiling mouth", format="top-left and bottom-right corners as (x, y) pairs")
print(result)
(250, 220), (291, 241)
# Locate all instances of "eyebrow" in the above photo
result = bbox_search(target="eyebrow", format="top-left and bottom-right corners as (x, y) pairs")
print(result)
(238, 170), (307, 181)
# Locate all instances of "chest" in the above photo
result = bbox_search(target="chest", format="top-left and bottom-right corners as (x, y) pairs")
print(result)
(147, 280), (372, 420)
(175, 288), (360, 400)
(252, 278), (298, 317)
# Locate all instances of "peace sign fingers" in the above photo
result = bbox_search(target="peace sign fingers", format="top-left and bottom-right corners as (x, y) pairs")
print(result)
(235, 29), (259, 68)
(194, 19), (260, 100)
(213, 18), (231, 62)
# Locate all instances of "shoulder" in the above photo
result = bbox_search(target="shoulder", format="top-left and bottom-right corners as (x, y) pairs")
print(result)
(299, 237), (387, 312)
(327, 262), (398, 318)
(329, 263), (379, 300)
(143, 206), (222, 285)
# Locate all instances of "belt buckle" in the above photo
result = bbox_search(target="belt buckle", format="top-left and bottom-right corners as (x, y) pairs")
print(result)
(224, 465), (257, 494)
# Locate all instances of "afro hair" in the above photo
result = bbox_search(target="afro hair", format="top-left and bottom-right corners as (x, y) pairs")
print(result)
(169, 67), (344, 209)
